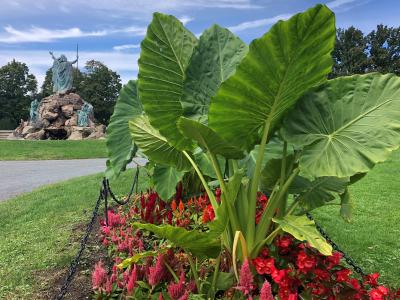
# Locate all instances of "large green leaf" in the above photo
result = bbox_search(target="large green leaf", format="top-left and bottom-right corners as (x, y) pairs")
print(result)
(260, 155), (294, 193)
(138, 13), (197, 150)
(294, 176), (349, 211)
(106, 81), (143, 178)
(129, 115), (191, 171)
(153, 165), (185, 200)
(178, 117), (244, 159)
(208, 4), (335, 152)
(273, 215), (332, 255)
(182, 24), (248, 118)
(134, 223), (221, 258)
(193, 149), (225, 179)
(282, 73), (400, 177)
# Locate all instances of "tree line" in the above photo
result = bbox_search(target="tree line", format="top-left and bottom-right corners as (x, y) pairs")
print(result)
(1, 24), (399, 129)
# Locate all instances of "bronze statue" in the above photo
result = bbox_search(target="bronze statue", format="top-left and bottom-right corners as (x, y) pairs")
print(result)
(49, 51), (78, 94)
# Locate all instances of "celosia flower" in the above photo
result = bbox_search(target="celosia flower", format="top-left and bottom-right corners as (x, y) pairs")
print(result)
(168, 273), (186, 300)
(148, 254), (166, 286)
(105, 278), (113, 294)
(92, 261), (107, 290)
(236, 259), (255, 298)
(127, 265), (137, 295)
(260, 280), (274, 300)
(171, 199), (177, 211)
(178, 200), (184, 214)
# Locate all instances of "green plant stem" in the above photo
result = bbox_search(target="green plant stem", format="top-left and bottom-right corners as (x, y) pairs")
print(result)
(232, 160), (239, 173)
(247, 118), (272, 249)
(164, 261), (179, 282)
(285, 199), (300, 216)
(277, 142), (288, 217)
(254, 168), (300, 245)
(208, 152), (240, 232)
(182, 150), (218, 211)
(210, 254), (222, 297)
(188, 254), (201, 292)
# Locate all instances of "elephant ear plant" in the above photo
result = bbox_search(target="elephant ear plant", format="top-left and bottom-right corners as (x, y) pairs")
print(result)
(107, 3), (400, 286)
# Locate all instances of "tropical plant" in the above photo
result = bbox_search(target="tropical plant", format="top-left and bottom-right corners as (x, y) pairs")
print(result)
(106, 3), (400, 290)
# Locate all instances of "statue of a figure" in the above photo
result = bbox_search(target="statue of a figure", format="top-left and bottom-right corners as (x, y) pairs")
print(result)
(77, 102), (93, 127)
(49, 51), (78, 94)
(29, 99), (40, 124)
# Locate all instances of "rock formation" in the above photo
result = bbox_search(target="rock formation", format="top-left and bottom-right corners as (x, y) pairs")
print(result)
(13, 92), (105, 140)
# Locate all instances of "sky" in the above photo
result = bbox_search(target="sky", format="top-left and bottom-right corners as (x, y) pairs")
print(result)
(0, 0), (399, 87)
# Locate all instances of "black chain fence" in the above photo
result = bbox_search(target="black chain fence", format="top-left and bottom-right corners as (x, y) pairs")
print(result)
(54, 172), (366, 299)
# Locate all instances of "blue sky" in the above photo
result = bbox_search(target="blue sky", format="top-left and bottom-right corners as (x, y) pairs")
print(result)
(0, 0), (399, 86)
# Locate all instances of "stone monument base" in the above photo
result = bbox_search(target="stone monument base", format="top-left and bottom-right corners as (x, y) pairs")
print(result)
(13, 92), (105, 140)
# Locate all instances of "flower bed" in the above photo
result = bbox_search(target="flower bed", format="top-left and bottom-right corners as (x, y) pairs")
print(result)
(92, 191), (400, 299)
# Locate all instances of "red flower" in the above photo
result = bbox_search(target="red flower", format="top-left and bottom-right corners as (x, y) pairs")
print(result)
(335, 269), (351, 282)
(314, 268), (330, 281)
(350, 278), (361, 291)
(369, 286), (389, 300)
(365, 272), (380, 286)
(326, 251), (342, 269)
(202, 204), (215, 223)
(276, 235), (292, 249)
(296, 251), (317, 273)
(253, 257), (276, 275)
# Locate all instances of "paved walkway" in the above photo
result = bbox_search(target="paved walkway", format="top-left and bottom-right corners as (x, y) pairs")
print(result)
(0, 158), (146, 201)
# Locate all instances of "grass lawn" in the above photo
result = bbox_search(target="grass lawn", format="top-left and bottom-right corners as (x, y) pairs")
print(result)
(0, 168), (149, 299)
(0, 140), (107, 160)
(313, 149), (400, 287)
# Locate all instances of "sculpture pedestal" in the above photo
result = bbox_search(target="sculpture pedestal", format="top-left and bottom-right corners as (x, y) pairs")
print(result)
(13, 92), (105, 140)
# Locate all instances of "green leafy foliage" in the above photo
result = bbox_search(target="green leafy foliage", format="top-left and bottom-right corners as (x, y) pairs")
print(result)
(106, 80), (142, 178)
(178, 117), (244, 159)
(129, 115), (191, 171)
(208, 4), (335, 151)
(273, 215), (332, 255)
(282, 73), (400, 177)
(138, 13), (197, 150)
(182, 24), (248, 119)
(293, 176), (349, 211)
(153, 165), (185, 200)
(133, 223), (221, 258)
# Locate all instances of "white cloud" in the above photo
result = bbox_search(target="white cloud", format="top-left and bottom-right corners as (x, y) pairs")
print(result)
(0, 25), (147, 43)
(0, 50), (139, 85)
(0, 26), (107, 43)
(179, 16), (194, 25)
(113, 44), (141, 51)
(228, 14), (292, 32)
(326, 0), (357, 9)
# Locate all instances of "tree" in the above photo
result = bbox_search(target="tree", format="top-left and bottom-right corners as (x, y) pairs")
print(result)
(331, 26), (368, 78)
(367, 24), (400, 75)
(0, 60), (37, 129)
(79, 60), (122, 124)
